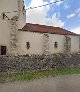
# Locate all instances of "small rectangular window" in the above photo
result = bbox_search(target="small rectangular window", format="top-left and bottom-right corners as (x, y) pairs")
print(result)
(2, 13), (5, 19)
(23, 6), (25, 10)
(26, 42), (30, 50)
(54, 42), (58, 48)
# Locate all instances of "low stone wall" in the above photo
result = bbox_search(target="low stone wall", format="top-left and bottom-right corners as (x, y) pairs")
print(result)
(0, 53), (80, 72)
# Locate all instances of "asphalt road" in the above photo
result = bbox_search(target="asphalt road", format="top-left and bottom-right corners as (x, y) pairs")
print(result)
(0, 74), (80, 92)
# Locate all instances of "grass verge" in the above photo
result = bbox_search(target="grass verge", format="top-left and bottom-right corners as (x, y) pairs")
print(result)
(0, 67), (80, 83)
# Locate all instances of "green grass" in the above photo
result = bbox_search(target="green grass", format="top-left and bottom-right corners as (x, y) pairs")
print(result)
(0, 67), (80, 83)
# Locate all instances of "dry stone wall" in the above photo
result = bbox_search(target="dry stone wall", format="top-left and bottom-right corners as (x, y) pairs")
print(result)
(0, 53), (80, 72)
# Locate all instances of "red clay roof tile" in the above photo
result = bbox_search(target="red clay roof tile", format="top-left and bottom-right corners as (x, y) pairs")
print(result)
(21, 23), (78, 36)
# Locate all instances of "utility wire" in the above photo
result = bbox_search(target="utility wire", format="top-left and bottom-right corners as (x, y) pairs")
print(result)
(26, 0), (63, 10)
(4, 0), (63, 14)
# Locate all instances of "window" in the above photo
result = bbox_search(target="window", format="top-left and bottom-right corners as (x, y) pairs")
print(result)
(26, 42), (30, 50)
(23, 6), (25, 10)
(2, 13), (5, 19)
(44, 33), (49, 38)
(0, 46), (7, 55)
(54, 42), (58, 48)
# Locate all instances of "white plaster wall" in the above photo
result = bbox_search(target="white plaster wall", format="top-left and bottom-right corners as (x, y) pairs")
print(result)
(0, 0), (18, 18)
(0, 17), (11, 54)
(18, 31), (80, 55)
(0, 0), (26, 29)
(18, 11), (26, 29)
(18, 0), (26, 29)
(69, 35), (79, 52)
(49, 34), (80, 54)
(49, 34), (65, 54)
(18, 31), (43, 55)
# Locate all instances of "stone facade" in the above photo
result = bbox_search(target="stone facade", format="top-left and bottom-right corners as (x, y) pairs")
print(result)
(0, 0), (26, 55)
(10, 16), (19, 55)
(0, 0), (80, 56)
(0, 53), (80, 72)
(64, 36), (71, 53)
(43, 33), (49, 55)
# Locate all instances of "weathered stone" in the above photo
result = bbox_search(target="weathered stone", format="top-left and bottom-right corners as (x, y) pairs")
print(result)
(0, 53), (80, 72)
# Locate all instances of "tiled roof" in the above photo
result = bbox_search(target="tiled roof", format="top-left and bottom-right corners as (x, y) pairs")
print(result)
(21, 23), (78, 35)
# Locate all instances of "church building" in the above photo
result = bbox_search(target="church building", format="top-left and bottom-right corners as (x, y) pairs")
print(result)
(0, 0), (80, 55)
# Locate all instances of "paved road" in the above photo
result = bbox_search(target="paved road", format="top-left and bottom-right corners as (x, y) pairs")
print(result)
(0, 74), (80, 92)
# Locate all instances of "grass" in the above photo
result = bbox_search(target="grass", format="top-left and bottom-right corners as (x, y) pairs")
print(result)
(0, 67), (80, 83)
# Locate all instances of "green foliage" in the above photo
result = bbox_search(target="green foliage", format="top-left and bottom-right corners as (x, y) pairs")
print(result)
(0, 67), (80, 83)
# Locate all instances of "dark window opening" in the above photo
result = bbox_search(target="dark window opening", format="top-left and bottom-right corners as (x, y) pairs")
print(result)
(54, 42), (58, 48)
(2, 13), (5, 19)
(23, 6), (25, 10)
(26, 42), (30, 50)
(1, 46), (7, 55)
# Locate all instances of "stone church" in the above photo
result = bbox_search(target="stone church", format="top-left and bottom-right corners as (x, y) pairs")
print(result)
(0, 0), (80, 55)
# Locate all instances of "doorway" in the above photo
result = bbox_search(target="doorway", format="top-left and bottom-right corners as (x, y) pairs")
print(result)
(1, 46), (7, 55)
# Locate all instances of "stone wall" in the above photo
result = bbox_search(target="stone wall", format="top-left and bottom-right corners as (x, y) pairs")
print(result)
(64, 36), (71, 52)
(10, 16), (18, 55)
(0, 53), (80, 72)
(43, 33), (49, 55)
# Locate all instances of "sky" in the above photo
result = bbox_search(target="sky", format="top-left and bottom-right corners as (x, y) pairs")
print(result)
(24, 0), (80, 34)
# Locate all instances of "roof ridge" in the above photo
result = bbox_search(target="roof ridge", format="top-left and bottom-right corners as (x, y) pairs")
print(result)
(26, 23), (77, 34)
(21, 23), (78, 36)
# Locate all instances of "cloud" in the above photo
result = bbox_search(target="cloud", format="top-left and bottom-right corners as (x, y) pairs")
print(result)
(75, 8), (80, 17)
(67, 13), (75, 19)
(25, 0), (65, 27)
(75, 8), (80, 13)
(46, 13), (65, 27)
(67, 8), (80, 19)
(26, 0), (50, 25)
(70, 27), (80, 34)
(56, 0), (63, 6)
(63, 4), (70, 9)
(50, 0), (63, 6)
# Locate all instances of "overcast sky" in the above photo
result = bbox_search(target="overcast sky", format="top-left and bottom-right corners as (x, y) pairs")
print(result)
(24, 0), (80, 34)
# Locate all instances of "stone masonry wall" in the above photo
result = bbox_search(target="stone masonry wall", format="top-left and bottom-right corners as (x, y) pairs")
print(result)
(0, 53), (80, 72)
(10, 16), (18, 55)
(43, 33), (49, 55)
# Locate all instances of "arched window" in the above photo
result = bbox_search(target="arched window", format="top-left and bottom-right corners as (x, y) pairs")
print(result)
(54, 42), (58, 48)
